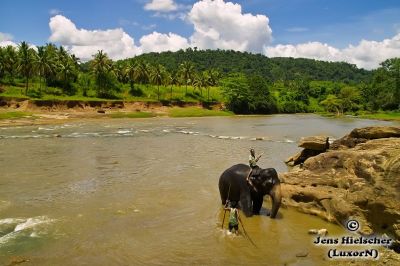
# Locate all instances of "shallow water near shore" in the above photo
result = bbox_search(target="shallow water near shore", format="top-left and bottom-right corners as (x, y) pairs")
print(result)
(0, 114), (398, 265)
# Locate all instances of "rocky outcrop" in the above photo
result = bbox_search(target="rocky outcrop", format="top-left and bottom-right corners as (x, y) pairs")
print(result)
(280, 126), (400, 252)
(285, 136), (329, 166)
(331, 126), (400, 149)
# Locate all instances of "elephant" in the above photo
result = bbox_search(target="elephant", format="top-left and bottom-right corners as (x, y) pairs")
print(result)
(218, 164), (282, 218)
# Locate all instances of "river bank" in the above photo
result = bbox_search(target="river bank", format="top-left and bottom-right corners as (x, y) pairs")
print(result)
(0, 97), (232, 127)
(2, 97), (400, 128)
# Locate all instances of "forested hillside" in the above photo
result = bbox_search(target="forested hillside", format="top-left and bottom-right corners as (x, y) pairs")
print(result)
(119, 49), (372, 83)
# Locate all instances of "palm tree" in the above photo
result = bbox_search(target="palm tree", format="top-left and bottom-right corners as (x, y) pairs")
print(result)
(114, 63), (126, 83)
(206, 69), (220, 102)
(0, 47), (5, 81)
(91, 50), (114, 97)
(44, 43), (59, 85)
(70, 54), (80, 69)
(35, 46), (55, 91)
(179, 61), (194, 94)
(192, 72), (204, 97)
(78, 73), (91, 97)
(125, 59), (137, 89)
(149, 64), (165, 101)
(207, 69), (220, 87)
(58, 57), (76, 94)
(135, 60), (149, 85)
(17, 41), (36, 95)
(3, 45), (18, 84)
(169, 71), (179, 101)
(57, 46), (69, 62)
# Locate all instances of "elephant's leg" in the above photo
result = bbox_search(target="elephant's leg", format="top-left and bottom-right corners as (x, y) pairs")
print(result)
(240, 189), (253, 217)
(218, 179), (229, 205)
(252, 194), (263, 215)
(269, 183), (282, 218)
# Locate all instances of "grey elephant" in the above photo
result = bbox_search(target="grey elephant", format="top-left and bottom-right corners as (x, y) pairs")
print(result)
(218, 164), (282, 218)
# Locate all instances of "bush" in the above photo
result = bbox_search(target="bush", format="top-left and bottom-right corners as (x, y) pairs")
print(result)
(129, 86), (144, 96)
(44, 87), (63, 96)
(27, 89), (42, 98)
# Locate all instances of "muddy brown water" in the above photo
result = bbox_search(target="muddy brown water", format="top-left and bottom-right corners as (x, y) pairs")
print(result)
(0, 114), (398, 265)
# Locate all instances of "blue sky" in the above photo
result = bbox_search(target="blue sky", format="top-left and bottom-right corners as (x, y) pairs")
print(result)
(1, 0), (399, 69)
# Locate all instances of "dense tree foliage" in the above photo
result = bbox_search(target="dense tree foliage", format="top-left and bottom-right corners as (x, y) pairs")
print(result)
(0, 43), (399, 115)
(132, 48), (371, 83)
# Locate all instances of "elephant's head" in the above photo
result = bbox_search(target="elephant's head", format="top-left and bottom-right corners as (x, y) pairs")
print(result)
(249, 168), (278, 194)
(248, 168), (282, 218)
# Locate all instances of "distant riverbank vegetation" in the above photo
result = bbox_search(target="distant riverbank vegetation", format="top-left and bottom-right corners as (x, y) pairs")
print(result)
(0, 42), (399, 116)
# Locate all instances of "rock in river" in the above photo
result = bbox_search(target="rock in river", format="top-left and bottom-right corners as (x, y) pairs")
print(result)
(298, 136), (330, 151)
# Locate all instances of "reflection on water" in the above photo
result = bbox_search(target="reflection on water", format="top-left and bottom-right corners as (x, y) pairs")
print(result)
(0, 115), (397, 265)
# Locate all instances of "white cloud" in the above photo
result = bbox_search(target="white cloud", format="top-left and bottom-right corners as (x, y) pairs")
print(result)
(49, 15), (140, 61)
(48, 15), (189, 61)
(264, 42), (342, 62)
(139, 31), (189, 53)
(0, 32), (17, 47)
(264, 33), (400, 69)
(187, 0), (272, 53)
(144, 0), (178, 12)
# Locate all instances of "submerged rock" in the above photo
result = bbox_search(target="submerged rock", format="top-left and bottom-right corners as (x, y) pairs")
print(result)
(280, 126), (400, 250)
(295, 250), (309, 257)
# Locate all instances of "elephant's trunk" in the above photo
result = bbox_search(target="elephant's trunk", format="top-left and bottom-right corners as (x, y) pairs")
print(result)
(269, 182), (282, 218)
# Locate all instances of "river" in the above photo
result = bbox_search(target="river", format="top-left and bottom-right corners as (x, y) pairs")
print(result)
(0, 114), (398, 265)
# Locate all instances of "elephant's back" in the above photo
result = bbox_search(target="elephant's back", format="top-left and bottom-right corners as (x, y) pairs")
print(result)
(219, 164), (250, 202)
(222, 164), (251, 177)
(219, 164), (250, 186)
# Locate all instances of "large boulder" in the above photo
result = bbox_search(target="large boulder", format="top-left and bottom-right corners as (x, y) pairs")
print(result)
(285, 136), (329, 166)
(279, 126), (400, 253)
(350, 126), (400, 139)
(332, 126), (400, 149)
(298, 136), (329, 151)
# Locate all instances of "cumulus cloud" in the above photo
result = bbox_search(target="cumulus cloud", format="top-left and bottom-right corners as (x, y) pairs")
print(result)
(48, 15), (189, 61)
(49, 15), (140, 61)
(144, 0), (178, 12)
(139, 32), (189, 53)
(187, 0), (272, 53)
(0, 32), (17, 47)
(264, 42), (342, 62)
(264, 33), (400, 69)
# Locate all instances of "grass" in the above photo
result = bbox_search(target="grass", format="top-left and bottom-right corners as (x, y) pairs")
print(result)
(169, 107), (233, 117)
(108, 112), (156, 119)
(0, 111), (33, 120)
(0, 83), (226, 103)
(357, 112), (400, 121)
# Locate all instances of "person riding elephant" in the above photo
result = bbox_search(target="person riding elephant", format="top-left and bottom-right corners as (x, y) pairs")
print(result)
(218, 164), (281, 218)
(248, 148), (264, 178)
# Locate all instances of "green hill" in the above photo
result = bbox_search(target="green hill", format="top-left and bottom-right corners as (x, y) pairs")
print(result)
(116, 49), (372, 83)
